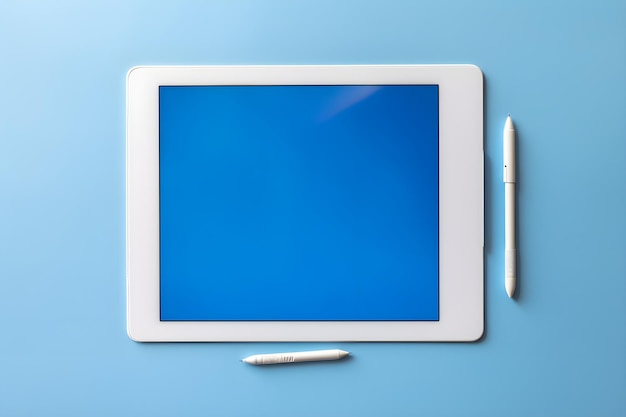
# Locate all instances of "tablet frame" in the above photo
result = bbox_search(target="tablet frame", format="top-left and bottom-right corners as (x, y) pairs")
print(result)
(126, 65), (483, 342)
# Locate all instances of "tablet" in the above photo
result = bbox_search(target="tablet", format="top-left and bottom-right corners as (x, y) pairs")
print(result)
(126, 65), (483, 341)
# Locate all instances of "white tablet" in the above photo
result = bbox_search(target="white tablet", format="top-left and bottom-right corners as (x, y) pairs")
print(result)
(126, 65), (483, 342)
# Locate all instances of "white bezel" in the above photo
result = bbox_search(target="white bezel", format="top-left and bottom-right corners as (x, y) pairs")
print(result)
(126, 65), (483, 342)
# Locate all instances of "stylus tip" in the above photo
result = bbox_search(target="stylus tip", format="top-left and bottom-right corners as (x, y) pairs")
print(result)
(506, 283), (515, 298)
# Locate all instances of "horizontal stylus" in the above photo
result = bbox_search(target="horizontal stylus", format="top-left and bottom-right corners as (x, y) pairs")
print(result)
(242, 349), (350, 365)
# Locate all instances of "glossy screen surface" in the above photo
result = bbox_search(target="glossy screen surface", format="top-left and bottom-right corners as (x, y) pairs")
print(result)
(159, 85), (439, 320)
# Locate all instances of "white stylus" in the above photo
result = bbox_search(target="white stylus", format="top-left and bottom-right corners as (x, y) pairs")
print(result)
(503, 115), (517, 298)
(242, 349), (349, 365)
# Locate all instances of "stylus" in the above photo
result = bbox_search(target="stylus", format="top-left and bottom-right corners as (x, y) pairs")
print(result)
(242, 349), (349, 365)
(503, 114), (516, 298)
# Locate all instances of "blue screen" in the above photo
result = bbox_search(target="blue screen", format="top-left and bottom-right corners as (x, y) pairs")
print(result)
(159, 85), (439, 321)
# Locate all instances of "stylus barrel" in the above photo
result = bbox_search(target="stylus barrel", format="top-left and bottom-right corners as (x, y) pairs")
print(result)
(503, 115), (516, 298)
(242, 349), (349, 365)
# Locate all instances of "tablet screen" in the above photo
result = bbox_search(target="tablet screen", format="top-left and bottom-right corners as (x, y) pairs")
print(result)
(159, 85), (439, 321)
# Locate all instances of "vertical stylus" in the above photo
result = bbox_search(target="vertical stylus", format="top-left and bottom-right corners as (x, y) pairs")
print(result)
(503, 115), (516, 298)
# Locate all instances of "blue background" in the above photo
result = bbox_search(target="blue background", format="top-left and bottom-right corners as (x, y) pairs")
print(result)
(0, 1), (624, 416)
(159, 85), (439, 321)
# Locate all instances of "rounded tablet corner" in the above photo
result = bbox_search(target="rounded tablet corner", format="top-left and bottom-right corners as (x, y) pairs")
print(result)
(459, 64), (483, 79)
(126, 322), (147, 343)
(126, 66), (148, 84)
(467, 322), (485, 343)
(463, 320), (485, 343)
